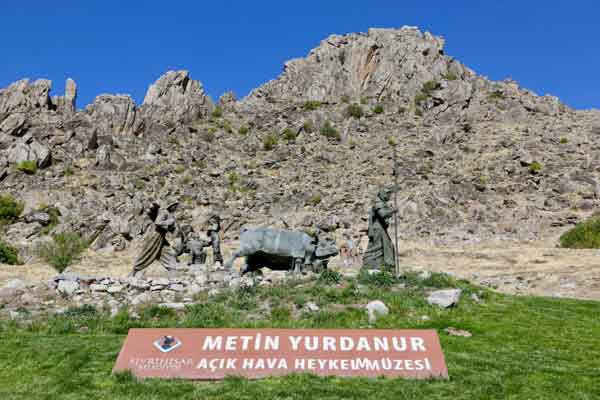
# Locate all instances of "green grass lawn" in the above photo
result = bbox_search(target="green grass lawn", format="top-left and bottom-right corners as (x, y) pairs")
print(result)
(0, 272), (599, 399)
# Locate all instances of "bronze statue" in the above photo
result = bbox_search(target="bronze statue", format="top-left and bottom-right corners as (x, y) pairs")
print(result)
(131, 201), (184, 276)
(362, 188), (396, 269)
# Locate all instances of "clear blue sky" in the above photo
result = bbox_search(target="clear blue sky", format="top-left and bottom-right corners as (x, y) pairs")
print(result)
(1, 1), (598, 109)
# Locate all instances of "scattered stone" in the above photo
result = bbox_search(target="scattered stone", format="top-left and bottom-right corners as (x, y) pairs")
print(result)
(305, 302), (320, 312)
(366, 300), (389, 324)
(427, 289), (462, 308)
(90, 284), (108, 292)
(444, 327), (472, 337)
(57, 280), (79, 296)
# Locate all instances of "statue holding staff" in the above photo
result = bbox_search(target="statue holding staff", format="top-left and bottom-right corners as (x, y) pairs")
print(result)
(362, 187), (397, 269)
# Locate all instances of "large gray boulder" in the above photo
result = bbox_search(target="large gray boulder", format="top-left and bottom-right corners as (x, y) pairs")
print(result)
(52, 78), (77, 115)
(7, 135), (51, 168)
(139, 70), (214, 126)
(427, 289), (462, 308)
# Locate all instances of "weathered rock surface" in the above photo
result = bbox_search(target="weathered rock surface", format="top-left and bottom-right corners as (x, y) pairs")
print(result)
(140, 70), (214, 127)
(0, 26), (598, 269)
(427, 289), (462, 308)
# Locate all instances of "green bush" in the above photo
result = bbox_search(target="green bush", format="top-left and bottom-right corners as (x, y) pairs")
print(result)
(560, 217), (600, 249)
(238, 125), (249, 136)
(340, 95), (350, 103)
(227, 171), (239, 187)
(0, 195), (24, 224)
(488, 90), (506, 101)
(346, 103), (364, 119)
(360, 97), (369, 105)
(560, 137), (569, 144)
(529, 161), (543, 174)
(211, 107), (223, 118)
(282, 128), (297, 143)
(16, 160), (37, 175)
(358, 269), (397, 288)
(442, 72), (458, 81)
(0, 241), (20, 265)
(318, 269), (342, 285)
(302, 121), (314, 133)
(302, 101), (321, 111)
(36, 232), (88, 272)
(372, 104), (384, 114)
(422, 80), (441, 94)
(308, 194), (322, 206)
(320, 121), (340, 140)
(263, 134), (279, 151)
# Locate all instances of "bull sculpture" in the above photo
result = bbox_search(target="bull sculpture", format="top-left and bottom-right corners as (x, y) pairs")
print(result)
(224, 227), (339, 275)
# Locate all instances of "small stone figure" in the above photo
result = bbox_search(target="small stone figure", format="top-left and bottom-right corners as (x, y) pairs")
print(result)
(206, 214), (223, 265)
(362, 188), (396, 269)
(131, 201), (184, 276)
(183, 227), (210, 266)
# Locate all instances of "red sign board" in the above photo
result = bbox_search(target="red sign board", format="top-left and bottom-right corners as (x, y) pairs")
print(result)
(113, 328), (448, 380)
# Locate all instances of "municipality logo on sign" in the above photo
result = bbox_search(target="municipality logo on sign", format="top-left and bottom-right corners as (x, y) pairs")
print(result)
(154, 335), (182, 353)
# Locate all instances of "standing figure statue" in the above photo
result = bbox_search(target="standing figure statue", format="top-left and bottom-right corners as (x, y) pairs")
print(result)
(131, 201), (184, 276)
(206, 214), (223, 265)
(362, 188), (396, 269)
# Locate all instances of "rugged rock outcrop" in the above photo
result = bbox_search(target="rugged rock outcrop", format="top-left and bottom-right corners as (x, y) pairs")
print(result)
(0, 26), (598, 267)
(139, 70), (214, 128)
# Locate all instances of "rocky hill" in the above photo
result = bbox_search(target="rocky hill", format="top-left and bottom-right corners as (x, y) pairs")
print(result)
(2, 26), (600, 265)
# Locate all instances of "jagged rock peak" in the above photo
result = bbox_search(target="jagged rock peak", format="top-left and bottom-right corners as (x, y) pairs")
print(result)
(0, 79), (53, 118)
(141, 70), (214, 125)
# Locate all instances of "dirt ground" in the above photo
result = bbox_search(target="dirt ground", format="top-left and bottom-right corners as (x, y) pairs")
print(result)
(2, 237), (600, 301)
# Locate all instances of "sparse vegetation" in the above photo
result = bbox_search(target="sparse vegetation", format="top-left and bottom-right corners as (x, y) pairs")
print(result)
(36, 203), (61, 235)
(442, 72), (458, 81)
(36, 231), (89, 272)
(282, 128), (297, 143)
(560, 217), (600, 249)
(360, 96), (369, 105)
(174, 164), (186, 174)
(319, 121), (341, 140)
(238, 125), (249, 135)
(358, 269), (397, 288)
(372, 104), (384, 114)
(227, 171), (239, 187)
(422, 80), (441, 94)
(63, 165), (75, 176)
(308, 194), (322, 206)
(560, 137), (569, 144)
(0, 241), (20, 265)
(340, 95), (350, 103)
(346, 103), (364, 119)
(302, 100), (321, 111)
(0, 194), (24, 224)
(529, 161), (543, 174)
(318, 269), (342, 285)
(16, 160), (37, 175)
(302, 120), (314, 133)
(489, 90), (506, 101)
(211, 106), (223, 118)
(263, 133), (279, 151)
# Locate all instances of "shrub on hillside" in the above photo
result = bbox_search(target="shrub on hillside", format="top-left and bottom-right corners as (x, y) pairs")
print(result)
(0, 194), (24, 224)
(36, 232), (88, 272)
(211, 107), (223, 118)
(238, 125), (249, 135)
(302, 101), (321, 111)
(372, 104), (384, 114)
(263, 133), (279, 151)
(282, 128), (297, 143)
(560, 217), (600, 249)
(0, 241), (20, 265)
(319, 121), (340, 140)
(16, 160), (38, 174)
(346, 103), (364, 119)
